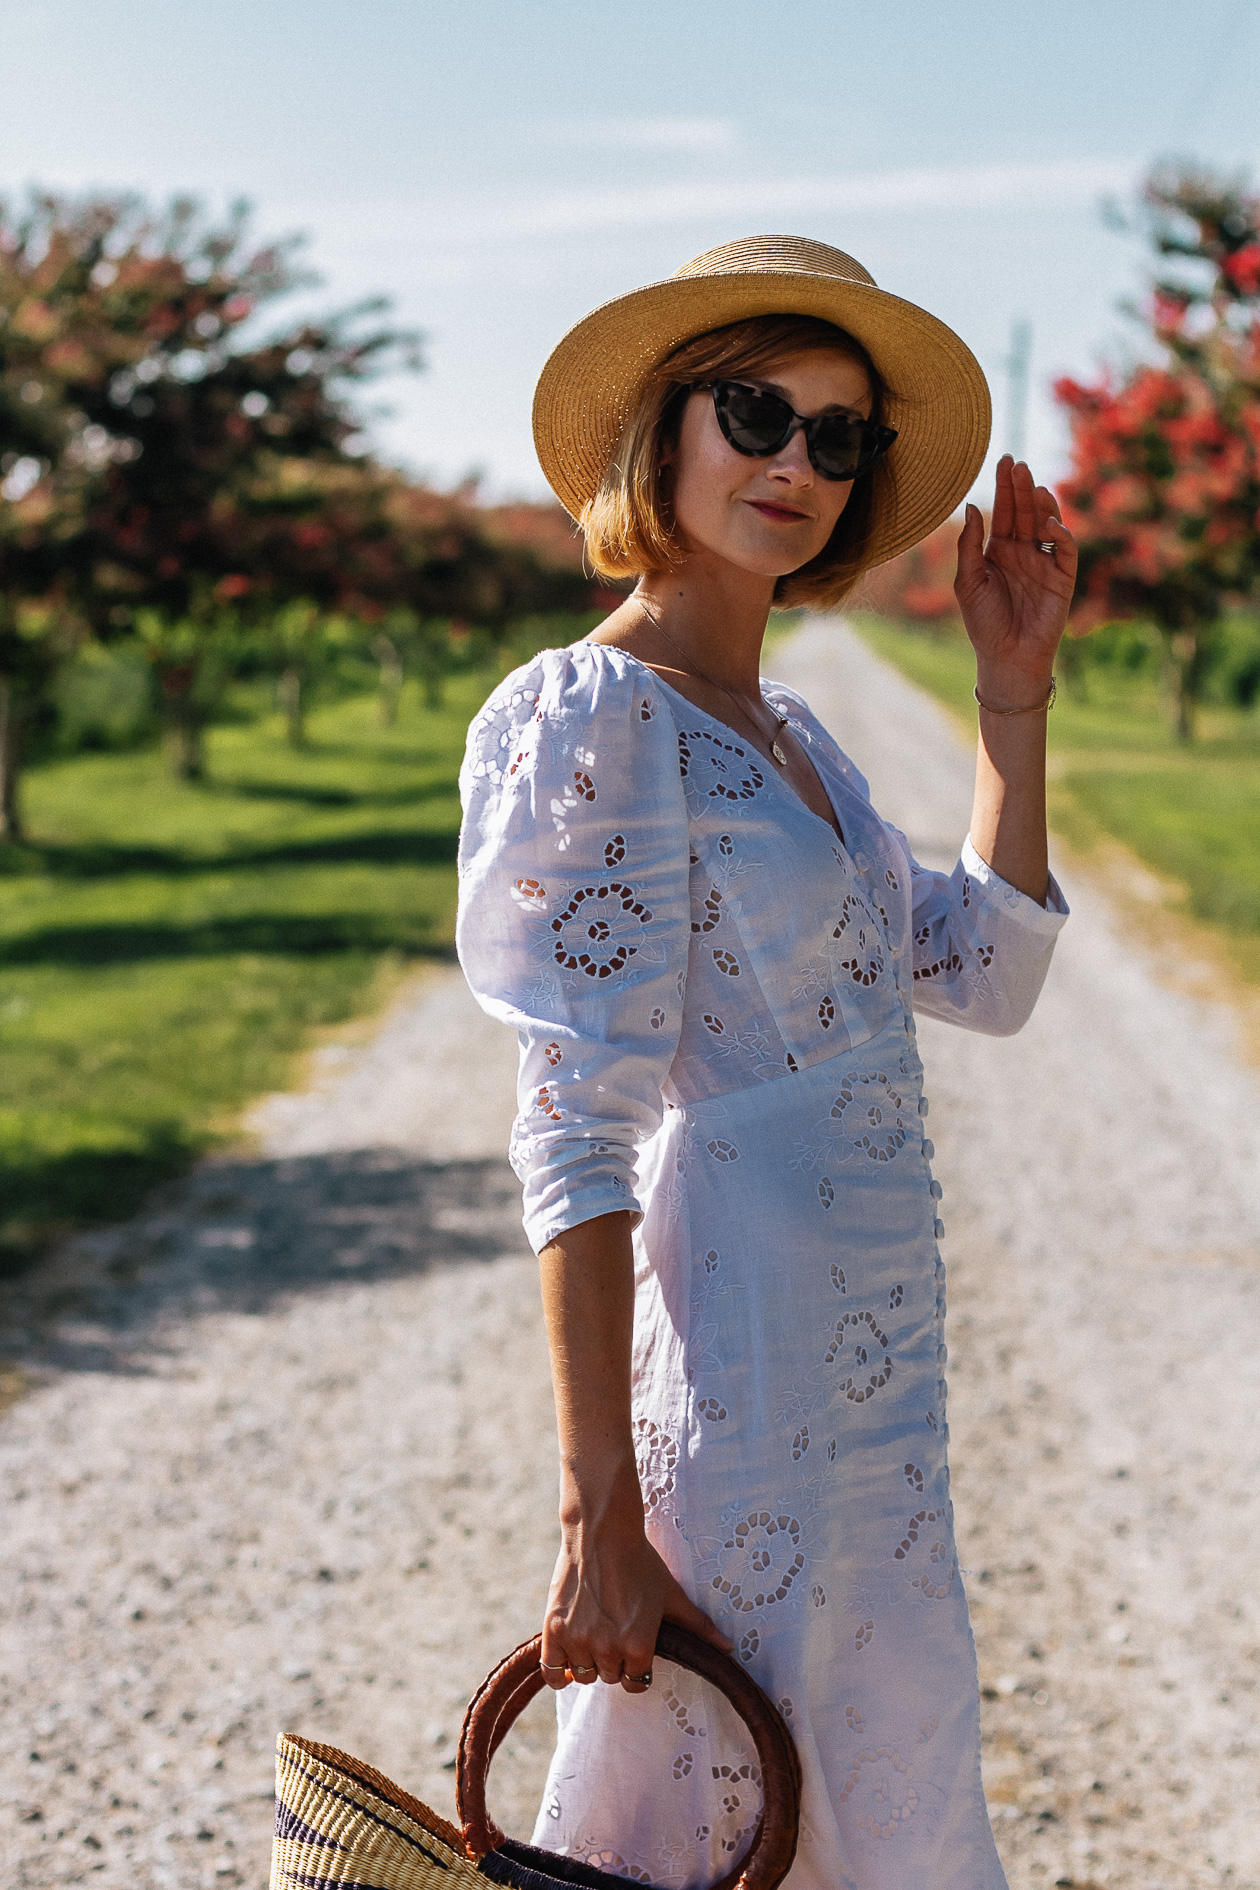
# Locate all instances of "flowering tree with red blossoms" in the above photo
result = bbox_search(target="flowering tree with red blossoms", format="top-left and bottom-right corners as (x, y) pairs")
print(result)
(1056, 164), (1260, 737)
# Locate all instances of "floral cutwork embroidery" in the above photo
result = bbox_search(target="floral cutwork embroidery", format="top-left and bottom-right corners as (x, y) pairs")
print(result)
(895, 1508), (956, 1597)
(737, 1629), (760, 1663)
(640, 697), (655, 721)
(831, 892), (885, 987)
(698, 1397), (728, 1422)
(904, 1462), (925, 1492)
(824, 1310), (893, 1402)
(791, 1426), (809, 1460)
(604, 833), (626, 867)
(718, 833), (734, 857)
(810, 1583), (826, 1607)
(710, 1509), (806, 1612)
(830, 1263), (846, 1293)
(704, 1013), (725, 1035)
(663, 1687), (705, 1737)
(678, 729), (764, 802)
(649, 1007), (666, 1030)
(633, 1418), (678, 1514)
(845, 1705), (864, 1731)
(818, 1177), (835, 1210)
(543, 1041), (562, 1066)
(713, 949), (740, 977)
(838, 1749), (918, 1840)
(551, 881), (652, 978)
(536, 1085), (562, 1123)
(467, 686), (541, 785)
(692, 886), (723, 933)
(914, 951), (963, 983)
(830, 1073), (913, 1164)
(572, 770), (596, 802)
(672, 1752), (693, 1779)
(818, 995), (836, 1030)
(855, 1619), (875, 1650)
(712, 1762), (762, 1855)
(511, 877), (547, 910)
(706, 1138), (739, 1162)
(889, 1283), (904, 1308)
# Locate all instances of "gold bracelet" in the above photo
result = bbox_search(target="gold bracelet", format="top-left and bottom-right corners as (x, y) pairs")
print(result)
(973, 676), (1057, 716)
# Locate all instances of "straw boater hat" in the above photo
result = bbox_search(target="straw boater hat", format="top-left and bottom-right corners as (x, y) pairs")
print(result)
(532, 234), (991, 572)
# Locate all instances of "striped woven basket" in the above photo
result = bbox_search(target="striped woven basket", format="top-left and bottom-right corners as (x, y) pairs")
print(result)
(270, 1623), (801, 1890)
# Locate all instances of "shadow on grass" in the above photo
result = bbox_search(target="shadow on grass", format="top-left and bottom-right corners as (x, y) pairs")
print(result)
(1, 1146), (528, 1375)
(1, 909), (456, 967)
(203, 774), (460, 810)
(0, 827), (459, 883)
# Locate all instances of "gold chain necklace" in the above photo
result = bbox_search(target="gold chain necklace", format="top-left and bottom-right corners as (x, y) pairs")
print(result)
(635, 604), (791, 767)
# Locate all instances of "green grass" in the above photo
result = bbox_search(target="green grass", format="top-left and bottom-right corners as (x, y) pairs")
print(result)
(850, 613), (1260, 979)
(0, 671), (503, 1270)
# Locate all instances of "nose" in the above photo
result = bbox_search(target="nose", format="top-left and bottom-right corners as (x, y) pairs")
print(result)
(765, 423), (814, 484)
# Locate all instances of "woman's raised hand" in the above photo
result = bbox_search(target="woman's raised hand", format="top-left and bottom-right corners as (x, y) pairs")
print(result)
(954, 455), (1077, 708)
(541, 1466), (731, 1695)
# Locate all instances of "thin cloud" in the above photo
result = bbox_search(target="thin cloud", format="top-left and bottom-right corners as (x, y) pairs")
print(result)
(399, 157), (1141, 247)
(530, 116), (738, 152)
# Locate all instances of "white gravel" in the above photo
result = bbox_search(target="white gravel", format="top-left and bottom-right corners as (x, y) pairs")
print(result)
(2, 618), (1259, 1890)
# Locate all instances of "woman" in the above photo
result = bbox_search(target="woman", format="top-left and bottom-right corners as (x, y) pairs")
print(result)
(457, 236), (1073, 1890)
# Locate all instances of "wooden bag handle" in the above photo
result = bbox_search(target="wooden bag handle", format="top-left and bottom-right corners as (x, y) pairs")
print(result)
(457, 1622), (802, 1890)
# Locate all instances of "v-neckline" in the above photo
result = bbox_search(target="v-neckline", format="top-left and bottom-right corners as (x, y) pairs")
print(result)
(603, 644), (850, 851)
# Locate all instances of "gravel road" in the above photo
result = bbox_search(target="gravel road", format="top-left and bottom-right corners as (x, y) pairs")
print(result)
(3, 619), (1259, 1890)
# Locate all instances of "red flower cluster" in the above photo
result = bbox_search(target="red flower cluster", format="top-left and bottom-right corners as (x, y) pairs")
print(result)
(1054, 167), (1260, 645)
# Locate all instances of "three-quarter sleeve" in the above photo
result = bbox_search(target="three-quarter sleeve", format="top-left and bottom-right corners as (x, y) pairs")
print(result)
(907, 835), (1068, 1035)
(457, 645), (691, 1253)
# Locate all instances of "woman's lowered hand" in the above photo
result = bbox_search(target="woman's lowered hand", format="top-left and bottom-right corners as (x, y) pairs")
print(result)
(537, 1211), (731, 1696)
(542, 1456), (731, 1695)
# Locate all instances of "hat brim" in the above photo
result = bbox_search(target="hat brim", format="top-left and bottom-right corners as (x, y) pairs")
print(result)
(532, 270), (992, 572)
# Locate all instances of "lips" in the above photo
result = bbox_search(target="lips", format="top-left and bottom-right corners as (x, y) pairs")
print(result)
(748, 500), (811, 522)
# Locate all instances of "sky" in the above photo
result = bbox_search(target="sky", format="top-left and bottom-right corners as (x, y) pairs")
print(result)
(3, 0), (1259, 505)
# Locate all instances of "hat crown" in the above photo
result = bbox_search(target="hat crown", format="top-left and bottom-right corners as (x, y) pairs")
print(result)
(673, 235), (877, 289)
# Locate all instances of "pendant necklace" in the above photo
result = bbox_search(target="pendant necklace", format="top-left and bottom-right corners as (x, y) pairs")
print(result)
(637, 604), (791, 766)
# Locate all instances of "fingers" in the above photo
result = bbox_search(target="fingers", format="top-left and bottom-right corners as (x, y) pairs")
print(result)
(662, 1580), (735, 1654)
(1040, 511), (1079, 570)
(1010, 459), (1037, 541)
(990, 453), (1015, 540)
(954, 500), (987, 602)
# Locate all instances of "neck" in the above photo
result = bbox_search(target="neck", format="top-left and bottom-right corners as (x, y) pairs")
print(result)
(633, 554), (775, 695)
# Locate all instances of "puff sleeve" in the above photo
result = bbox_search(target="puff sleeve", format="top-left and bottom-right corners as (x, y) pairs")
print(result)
(456, 645), (691, 1253)
(907, 836), (1069, 1035)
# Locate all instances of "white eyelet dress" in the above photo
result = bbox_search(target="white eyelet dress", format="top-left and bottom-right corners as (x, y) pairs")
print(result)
(456, 642), (1068, 1890)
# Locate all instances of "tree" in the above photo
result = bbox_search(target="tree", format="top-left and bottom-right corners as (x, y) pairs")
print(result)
(0, 190), (420, 807)
(1056, 164), (1260, 738)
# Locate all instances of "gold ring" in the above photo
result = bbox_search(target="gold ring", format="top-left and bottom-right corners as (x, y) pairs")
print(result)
(540, 1662), (568, 1672)
(571, 1665), (595, 1675)
(628, 1672), (653, 1687)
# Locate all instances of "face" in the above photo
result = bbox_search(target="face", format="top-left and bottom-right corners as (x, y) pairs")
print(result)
(663, 348), (873, 580)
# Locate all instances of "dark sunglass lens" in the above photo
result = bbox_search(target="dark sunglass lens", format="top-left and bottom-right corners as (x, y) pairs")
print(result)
(810, 414), (868, 479)
(715, 383), (794, 455)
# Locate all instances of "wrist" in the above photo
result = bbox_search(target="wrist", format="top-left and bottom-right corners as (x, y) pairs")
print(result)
(558, 1453), (644, 1532)
(973, 666), (1055, 714)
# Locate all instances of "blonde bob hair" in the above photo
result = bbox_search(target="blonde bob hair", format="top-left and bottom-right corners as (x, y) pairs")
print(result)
(579, 314), (893, 609)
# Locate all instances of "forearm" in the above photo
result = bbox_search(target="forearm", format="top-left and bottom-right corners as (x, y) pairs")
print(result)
(538, 1210), (642, 1527)
(967, 667), (1051, 905)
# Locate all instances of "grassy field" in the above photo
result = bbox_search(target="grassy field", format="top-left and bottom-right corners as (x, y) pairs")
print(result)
(850, 613), (1260, 980)
(0, 670), (502, 1272)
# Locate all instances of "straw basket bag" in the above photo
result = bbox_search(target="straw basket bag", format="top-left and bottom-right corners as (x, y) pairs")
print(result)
(270, 1621), (802, 1890)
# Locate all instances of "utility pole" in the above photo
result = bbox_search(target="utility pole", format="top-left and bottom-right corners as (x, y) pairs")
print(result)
(1005, 316), (1032, 463)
